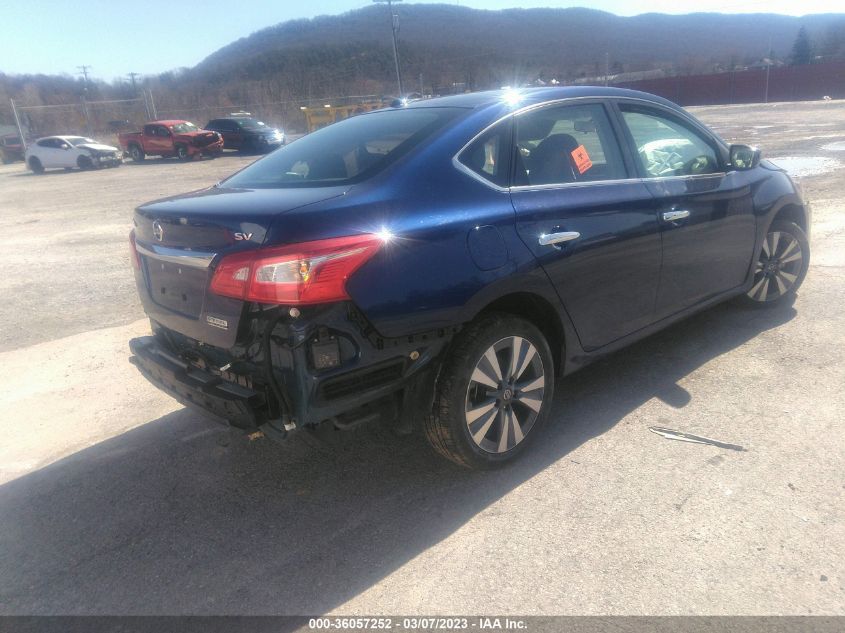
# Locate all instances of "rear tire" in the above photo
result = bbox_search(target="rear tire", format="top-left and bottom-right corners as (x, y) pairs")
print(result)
(28, 157), (44, 174)
(128, 145), (145, 162)
(741, 220), (809, 307)
(424, 313), (554, 469)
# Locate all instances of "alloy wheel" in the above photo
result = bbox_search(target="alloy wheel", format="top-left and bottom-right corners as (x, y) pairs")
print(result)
(747, 230), (804, 302)
(465, 336), (545, 454)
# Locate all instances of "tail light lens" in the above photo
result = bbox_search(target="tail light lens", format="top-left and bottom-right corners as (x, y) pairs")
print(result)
(209, 233), (383, 305)
(129, 229), (141, 269)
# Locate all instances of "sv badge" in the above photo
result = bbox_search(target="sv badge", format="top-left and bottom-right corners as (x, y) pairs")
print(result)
(233, 232), (254, 241)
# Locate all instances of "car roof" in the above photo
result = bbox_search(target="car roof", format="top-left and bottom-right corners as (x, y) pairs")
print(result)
(149, 120), (191, 127)
(34, 135), (90, 142)
(407, 86), (680, 111)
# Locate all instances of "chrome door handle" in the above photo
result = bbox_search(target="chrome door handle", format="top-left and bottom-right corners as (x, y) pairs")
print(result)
(662, 209), (691, 222)
(539, 231), (580, 247)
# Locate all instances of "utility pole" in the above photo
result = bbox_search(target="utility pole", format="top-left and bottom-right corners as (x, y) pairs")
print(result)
(604, 52), (609, 87)
(373, 0), (403, 97)
(10, 99), (27, 151)
(764, 34), (773, 104)
(147, 89), (158, 119)
(77, 65), (92, 136)
(77, 65), (92, 95)
(127, 72), (141, 95)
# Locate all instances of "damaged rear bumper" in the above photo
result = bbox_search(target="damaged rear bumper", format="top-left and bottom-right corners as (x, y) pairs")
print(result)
(129, 304), (452, 438)
(129, 336), (265, 430)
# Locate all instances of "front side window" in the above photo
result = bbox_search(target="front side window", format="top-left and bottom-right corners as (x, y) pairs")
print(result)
(620, 106), (721, 177)
(222, 107), (462, 189)
(458, 119), (512, 187)
(515, 103), (626, 186)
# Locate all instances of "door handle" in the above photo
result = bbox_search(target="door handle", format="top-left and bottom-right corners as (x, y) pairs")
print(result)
(662, 209), (691, 223)
(539, 231), (581, 248)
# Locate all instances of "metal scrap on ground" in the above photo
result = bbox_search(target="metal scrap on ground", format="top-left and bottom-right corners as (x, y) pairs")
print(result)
(648, 426), (747, 451)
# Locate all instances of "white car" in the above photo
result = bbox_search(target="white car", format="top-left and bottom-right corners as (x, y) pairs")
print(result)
(25, 135), (122, 173)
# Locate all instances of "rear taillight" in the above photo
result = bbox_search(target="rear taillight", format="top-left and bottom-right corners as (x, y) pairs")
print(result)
(129, 229), (141, 269)
(209, 233), (383, 305)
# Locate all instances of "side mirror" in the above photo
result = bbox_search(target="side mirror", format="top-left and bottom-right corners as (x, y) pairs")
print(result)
(61, 144), (70, 150)
(730, 144), (761, 171)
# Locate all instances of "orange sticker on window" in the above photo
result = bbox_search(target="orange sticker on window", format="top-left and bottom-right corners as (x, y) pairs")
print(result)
(570, 145), (593, 174)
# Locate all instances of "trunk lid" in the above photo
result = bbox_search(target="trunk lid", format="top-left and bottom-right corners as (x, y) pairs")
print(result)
(133, 185), (347, 348)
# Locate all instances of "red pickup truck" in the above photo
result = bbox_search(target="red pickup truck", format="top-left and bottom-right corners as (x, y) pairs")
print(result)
(119, 120), (223, 161)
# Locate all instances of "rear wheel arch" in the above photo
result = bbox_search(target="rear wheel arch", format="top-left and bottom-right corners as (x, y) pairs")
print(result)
(422, 290), (566, 430)
(473, 292), (566, 377)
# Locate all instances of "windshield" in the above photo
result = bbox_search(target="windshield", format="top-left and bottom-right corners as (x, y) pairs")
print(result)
(236, 118), (269, 130)
(66, 137), (96, 146)
(3, 136), (21, 145)
(171, 122), (200, 134)
(222, 107), (462, 189)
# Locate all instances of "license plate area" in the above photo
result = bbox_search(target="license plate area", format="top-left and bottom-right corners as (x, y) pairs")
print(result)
(146, 258), (208, 318)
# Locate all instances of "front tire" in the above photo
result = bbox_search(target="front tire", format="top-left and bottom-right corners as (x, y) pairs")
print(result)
(77, 155), (94, 170)
(176, 144), (190, 161)
(424, 313), (554, 469)
(28, 157), (44, 174)
(742, 220), (809, 306)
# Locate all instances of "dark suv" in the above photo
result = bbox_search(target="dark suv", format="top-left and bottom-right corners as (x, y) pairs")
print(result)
(204, 117), (285, 153)
(129, 87), (810, 469)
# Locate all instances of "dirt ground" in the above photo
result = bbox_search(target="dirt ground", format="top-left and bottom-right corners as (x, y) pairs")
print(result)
(0, 101), (843, 616)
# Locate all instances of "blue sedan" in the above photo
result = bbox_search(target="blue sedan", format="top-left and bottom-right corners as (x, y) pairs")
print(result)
(129, 87), (810, 468)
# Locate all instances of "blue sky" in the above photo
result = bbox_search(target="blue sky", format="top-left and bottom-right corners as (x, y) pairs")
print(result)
(1, 0), (841, 80)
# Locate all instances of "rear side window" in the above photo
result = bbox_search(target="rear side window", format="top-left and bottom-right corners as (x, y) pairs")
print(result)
(222, 107), (462, 189)
(457, 119), (512, 187)
(515, 103), (626, 186)
(620, 106), (721, 177)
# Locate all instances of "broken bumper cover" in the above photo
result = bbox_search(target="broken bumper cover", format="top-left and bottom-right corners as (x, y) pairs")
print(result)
(129, 336), (265, 430)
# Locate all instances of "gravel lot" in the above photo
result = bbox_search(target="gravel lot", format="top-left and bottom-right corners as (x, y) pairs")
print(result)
(0, 101), (843, 616)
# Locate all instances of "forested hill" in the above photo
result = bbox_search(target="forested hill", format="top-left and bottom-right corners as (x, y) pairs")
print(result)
(195, 4), (845, 89)
(2, 4), (845, 133)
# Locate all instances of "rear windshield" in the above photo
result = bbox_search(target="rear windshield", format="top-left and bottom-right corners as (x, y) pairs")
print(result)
(221, 107), (462, 189)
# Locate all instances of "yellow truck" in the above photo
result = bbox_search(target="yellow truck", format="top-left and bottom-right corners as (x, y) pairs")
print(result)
(300, 100), (389, 133)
